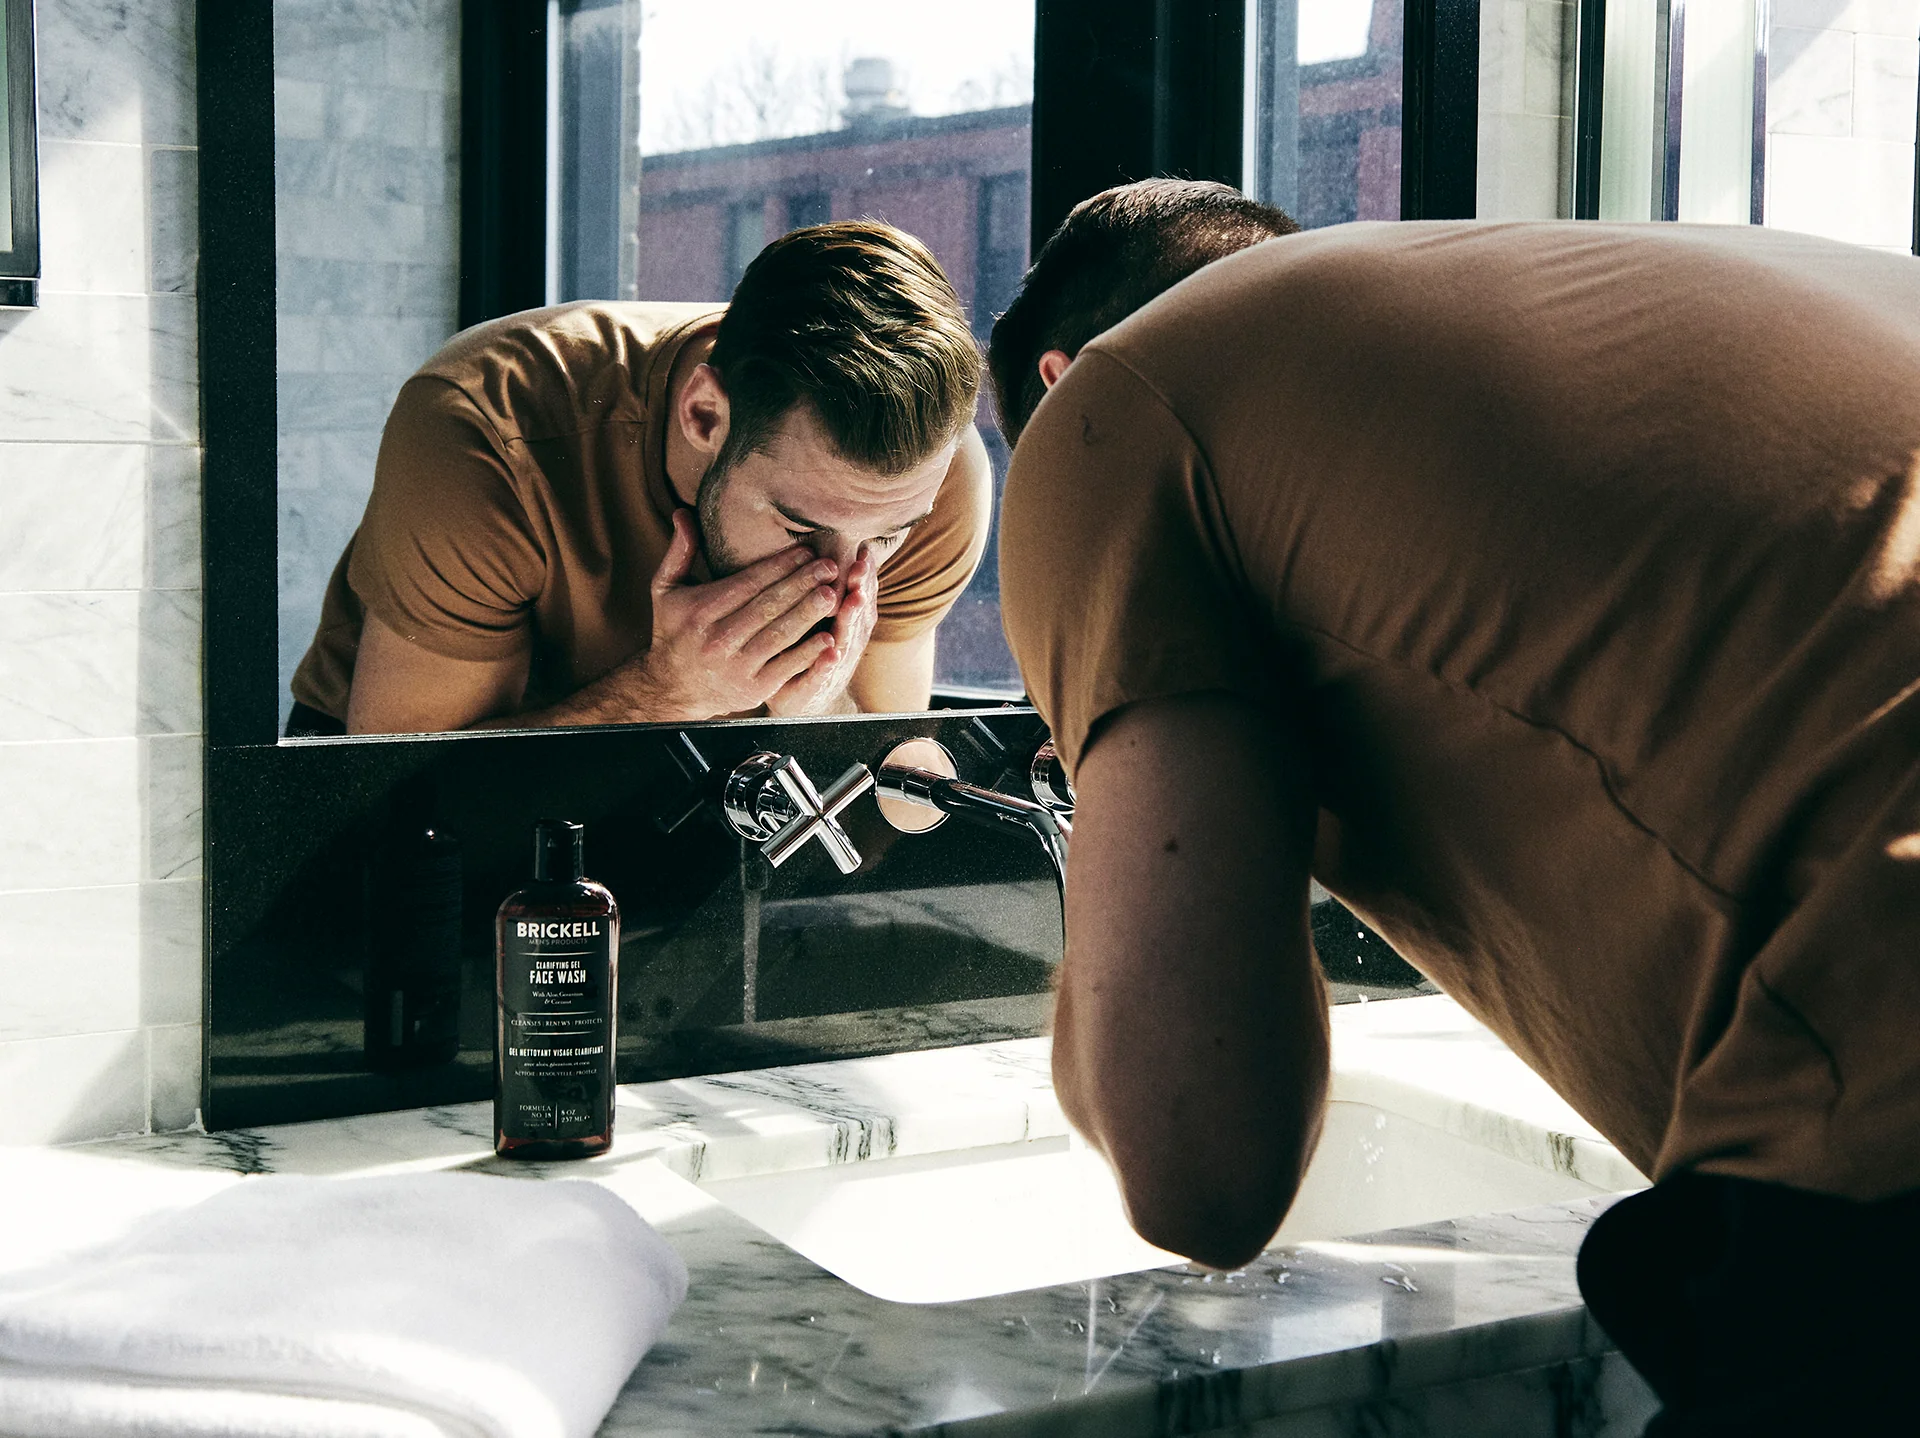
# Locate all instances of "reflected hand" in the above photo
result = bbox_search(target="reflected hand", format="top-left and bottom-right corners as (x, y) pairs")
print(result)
(612, 509), (843, 721)
(767, 543), (879, 716)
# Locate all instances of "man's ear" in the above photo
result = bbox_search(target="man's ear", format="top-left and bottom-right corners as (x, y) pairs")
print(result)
(678, 363), (731, 458)
(1037, 349), (1073, 389)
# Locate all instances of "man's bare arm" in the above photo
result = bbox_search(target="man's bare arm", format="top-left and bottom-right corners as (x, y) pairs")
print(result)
(1054, 691), (1330, 1270)
(848, 629), (938, 713)
(347, 514), (842, 734)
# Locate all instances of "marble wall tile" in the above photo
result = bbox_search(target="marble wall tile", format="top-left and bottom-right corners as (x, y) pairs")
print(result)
(145, 445), (202, 591)
(139, 881), (203, 1028)
(137, 588), (202, 737)
(0, 592), (141, 741)
(1853, 33), (1920, 142)
(1770, 27), (1857, 136)
(38, 141), (149, 295)
(1482, 0), (1534, 115)
(1524, 0), (1574, 118)
(147, 294), (203, 448)
(0, 297), (162, 442)
(0, 885), (143, 1040)
(1773, 0), (1920, 35)
(276, 194), (431, 264)
(1768, 133), (1916, 246)
(0, 1029), (148, 1144)
(34, 0), (196, 147)
(0, 739), (142, 890)
(150, 149), (200, 296)
(1478, 113), (1569, 220)
(276, 79), (330, 142)
(147, 1023), (203, 1132)
(0, 294), (198, 445)
(0, 443), (146, 592)
(142, 735), (202, 882)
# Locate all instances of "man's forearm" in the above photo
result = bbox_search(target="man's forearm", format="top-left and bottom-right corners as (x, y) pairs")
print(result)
(468, 658), (694, 730)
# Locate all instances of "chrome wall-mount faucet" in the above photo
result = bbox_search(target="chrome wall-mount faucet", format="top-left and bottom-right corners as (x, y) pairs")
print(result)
(875, 738), (1073, 892)
(715, 737), (1073, 893)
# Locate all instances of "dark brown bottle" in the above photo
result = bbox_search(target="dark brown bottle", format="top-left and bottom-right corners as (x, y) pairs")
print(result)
(495, 820), (619, 1160)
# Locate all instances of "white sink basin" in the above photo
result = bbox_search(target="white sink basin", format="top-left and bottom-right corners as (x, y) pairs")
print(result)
(697, 1099), (1608, 1303)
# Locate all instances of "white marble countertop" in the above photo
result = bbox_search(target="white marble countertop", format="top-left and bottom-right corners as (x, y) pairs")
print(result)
(0, 997), (1657, 1435)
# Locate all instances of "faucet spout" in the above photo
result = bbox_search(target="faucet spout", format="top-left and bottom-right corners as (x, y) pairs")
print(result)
(876, 764), (1070, 894)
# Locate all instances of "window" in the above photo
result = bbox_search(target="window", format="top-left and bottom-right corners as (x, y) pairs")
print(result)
(786, 190), (833, 229)
(1584, 0), (1919, 250)
(554, 0), (1037, 697)
(723, 198), (766, 294)
(1248, 0), (1406, 225)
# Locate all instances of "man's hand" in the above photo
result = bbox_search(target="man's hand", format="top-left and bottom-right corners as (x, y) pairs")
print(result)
(617, 509), (845, 720)
(767, 544), (878, 717)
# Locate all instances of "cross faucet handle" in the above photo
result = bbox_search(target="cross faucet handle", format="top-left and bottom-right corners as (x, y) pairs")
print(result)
(722, 752), (875, 875)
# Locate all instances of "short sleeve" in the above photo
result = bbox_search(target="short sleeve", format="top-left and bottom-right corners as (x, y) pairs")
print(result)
(870, 426), (995, 643)
(346, 376), (547, 661)
(999, 350), (1270, 779)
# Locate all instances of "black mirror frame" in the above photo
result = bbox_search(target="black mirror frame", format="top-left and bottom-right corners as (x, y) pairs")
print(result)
(1, 0), (40, 307)
(194, 0), (1478, 1114)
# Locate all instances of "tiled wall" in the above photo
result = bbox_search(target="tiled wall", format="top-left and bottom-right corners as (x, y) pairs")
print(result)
(0, 0), (204, 1143)
(274, 0), (461, 716)
(1768, 0), (1920, 252)
(1478, 0), (1575, 218)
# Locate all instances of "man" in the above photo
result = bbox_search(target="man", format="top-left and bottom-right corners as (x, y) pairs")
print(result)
(288, 221), (991, 735)
(991, 181), (1920, 1431)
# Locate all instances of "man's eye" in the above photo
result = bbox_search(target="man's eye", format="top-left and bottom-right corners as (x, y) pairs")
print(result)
(784, 528), (814, 542)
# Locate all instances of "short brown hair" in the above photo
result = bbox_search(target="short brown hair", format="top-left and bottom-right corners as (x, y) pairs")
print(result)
(708, 221), (981, 475)
(987, 180), (1297, 444)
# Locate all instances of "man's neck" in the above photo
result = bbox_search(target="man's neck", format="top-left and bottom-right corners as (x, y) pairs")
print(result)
(661, 331), (718, 510)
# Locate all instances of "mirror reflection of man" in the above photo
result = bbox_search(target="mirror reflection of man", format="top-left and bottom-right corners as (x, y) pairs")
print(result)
(287, 222), (991, 736)
(991, 181), (1920, 1430)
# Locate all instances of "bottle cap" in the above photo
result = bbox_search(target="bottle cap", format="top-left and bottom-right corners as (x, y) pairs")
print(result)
(531, 819), (585, 883)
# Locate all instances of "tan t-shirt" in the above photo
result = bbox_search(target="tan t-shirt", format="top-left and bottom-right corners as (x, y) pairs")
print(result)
(1002, 221), (1920, 1202)
(291, 301), (991, 719)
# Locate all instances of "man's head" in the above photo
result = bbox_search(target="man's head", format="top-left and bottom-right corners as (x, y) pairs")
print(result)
(987, 180), (1298, 445)
(678, 220), (981, 579)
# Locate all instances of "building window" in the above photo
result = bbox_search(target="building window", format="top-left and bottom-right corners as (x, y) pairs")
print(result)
(723, 198), (766, 294)
(786, 190), (832, 230)
(1248, 0), (1405, 227)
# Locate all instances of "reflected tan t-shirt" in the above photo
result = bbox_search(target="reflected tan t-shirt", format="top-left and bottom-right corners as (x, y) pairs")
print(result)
(291, 302), (991, 719)
(1002, 222), (1920, 1202)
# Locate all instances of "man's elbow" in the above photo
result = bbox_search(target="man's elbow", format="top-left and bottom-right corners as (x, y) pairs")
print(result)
(1119, 1160), (1308, 1271)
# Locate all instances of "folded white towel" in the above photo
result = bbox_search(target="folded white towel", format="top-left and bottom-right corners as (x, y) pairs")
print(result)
(0, 1171), (687, 1438)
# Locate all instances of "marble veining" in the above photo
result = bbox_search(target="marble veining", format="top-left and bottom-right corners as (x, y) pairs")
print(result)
(6, 997), (1658, 1434)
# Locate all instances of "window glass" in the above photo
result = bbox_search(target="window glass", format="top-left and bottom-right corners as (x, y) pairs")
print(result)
(1248, 0), (1406, 225)
(560, 0), (1037, 698)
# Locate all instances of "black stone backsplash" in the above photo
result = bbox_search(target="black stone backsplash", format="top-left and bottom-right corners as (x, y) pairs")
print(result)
(206, 711), (1061, 1130)
(205, 708), (1429, 1130)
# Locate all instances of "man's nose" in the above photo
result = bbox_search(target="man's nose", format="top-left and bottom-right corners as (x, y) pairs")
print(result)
(813, 535), (863, 595)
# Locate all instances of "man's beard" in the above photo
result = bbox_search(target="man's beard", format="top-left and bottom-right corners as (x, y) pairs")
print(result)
(693, 456), (744, 577)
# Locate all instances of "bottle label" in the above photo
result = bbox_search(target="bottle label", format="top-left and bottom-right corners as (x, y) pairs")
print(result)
(498, 917), (615, 1141)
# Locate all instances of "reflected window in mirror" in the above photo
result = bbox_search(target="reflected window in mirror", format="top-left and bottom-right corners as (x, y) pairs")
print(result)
(1247, 0), (1406, 226)
(273, 1), (1033, 741)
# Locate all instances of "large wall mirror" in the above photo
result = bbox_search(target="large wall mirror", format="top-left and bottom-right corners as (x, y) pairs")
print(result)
(271, 0), (1034, 742)
(198, 0), (1472, 1129)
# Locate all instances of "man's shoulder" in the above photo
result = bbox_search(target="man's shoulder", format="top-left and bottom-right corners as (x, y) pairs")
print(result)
(404, 301), (727, 442)
(419, 301), (726, 382)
